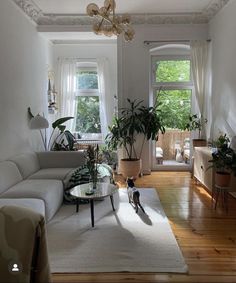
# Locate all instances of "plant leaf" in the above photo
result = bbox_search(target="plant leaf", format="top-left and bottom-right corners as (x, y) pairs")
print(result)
(52, 117), (74, 129)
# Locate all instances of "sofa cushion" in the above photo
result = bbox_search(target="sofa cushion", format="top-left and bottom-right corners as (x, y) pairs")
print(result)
(37, 151), (86, 168)
(28, 168), (73, 181)
(0, 161), (23, 195)
(9, 152), (40, 179)
(0, 198), (45, 218)
(0, 179), (63, 221)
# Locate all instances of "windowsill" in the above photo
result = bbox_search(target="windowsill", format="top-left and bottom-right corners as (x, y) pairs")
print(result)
(74, 133), (104, 143)
(75, 139), (104, 144)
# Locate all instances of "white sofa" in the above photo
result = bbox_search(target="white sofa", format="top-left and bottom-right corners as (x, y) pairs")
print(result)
(0, 151), (86, 222)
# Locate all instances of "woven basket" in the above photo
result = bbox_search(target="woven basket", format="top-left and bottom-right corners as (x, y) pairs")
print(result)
(119, 159), (141, 179)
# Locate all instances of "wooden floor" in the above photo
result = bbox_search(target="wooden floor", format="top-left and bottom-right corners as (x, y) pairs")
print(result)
(52, 172), (236, 283)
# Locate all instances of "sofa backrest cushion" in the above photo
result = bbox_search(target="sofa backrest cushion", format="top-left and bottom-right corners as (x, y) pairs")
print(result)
(37, 151), (86, 168)
(9, 152), (40, 179)
(0, 161), (23, 194)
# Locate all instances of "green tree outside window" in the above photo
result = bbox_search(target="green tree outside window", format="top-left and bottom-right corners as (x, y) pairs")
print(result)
(78, 71), (98, 89)
(157, 90), (191, 130)
(75, 96), (101, 133)
(155, 60), (191, 129)
(156, 60), (190, 83)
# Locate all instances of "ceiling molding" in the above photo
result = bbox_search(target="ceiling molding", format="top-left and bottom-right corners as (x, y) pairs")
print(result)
(203, 0), (229, 20)
(51, 39), (117, 45)
(13, 0), (42, 22)
(12, 0), (230, 26)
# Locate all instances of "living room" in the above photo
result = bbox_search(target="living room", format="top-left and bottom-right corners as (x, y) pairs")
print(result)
(1, 0), (236, 282)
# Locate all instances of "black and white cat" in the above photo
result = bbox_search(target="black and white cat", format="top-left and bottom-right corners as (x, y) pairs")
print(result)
(127, 178), (145, 213)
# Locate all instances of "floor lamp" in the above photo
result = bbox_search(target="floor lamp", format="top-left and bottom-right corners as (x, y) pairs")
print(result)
(29, 114), (49, 151)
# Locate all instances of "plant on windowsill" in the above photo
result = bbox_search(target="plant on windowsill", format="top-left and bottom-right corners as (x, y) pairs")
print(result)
(185, 113), (208, 147)
(208, 134), (236, 187)
(105, 98), (165, 179)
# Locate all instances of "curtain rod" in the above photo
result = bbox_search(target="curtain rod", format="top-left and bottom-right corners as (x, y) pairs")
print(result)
(144, 39), (211, 45)
(57, 57), (96, 61)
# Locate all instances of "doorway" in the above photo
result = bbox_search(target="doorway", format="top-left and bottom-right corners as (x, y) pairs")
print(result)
(150, 46), (193, 170)
(154, 88), (191, 169)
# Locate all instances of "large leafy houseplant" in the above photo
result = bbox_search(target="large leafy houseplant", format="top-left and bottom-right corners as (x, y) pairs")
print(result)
(106, 99), (165, 178)
(185, 113), (208, 147)
(208, 134), (236, 186)
(185, 114), (207, 138)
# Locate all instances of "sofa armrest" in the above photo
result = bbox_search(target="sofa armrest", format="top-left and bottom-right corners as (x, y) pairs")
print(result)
(37, 151), (86, 169)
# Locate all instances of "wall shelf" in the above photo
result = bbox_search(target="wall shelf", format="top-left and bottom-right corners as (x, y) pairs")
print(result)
(47, 79), (57, 114)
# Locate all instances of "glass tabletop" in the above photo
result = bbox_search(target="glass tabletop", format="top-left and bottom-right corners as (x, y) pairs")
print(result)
(70, 182), (118, 200)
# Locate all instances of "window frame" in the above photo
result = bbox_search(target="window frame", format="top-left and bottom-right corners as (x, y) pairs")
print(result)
(75, 62), (102, 138)
(76, 63), (99, 96)
(151, 54), (194, 171)
(151, 55), (193, 88)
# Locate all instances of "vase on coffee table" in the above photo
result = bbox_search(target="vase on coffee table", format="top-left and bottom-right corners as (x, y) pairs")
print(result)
(86, 145), (99, 194)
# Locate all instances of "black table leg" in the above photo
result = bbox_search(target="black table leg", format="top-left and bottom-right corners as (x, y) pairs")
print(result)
(110, 195), (115, 211)
(90, 199), (94, 227)
(76, 198), (79, 213)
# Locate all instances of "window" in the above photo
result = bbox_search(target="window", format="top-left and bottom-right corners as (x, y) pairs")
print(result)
(155, 60), (191, 83)
(151, 54), (193, 167)
(156, 89), (191, 130)
(77, 68), (98, 90)
(75, 63), (101, 137)
(152, 56), (192, 129)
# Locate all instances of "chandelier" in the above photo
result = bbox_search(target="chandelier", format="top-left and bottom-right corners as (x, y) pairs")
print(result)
(86, 0), (135, 42)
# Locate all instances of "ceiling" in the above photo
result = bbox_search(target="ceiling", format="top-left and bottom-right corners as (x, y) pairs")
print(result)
(13, 0), (229, 25)
(12, 0), (229, 41)
(33, 0), (217, 15)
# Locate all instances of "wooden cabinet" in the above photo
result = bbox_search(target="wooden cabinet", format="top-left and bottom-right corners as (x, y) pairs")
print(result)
(194, 147), (236, 196)
(194, 147), (213, 192)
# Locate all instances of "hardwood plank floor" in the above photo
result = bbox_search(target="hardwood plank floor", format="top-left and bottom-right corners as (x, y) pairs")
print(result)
(52, 172), (236, 283)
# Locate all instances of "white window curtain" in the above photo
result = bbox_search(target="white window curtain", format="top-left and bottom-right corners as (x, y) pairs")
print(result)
(190, 40), (210, 138)
(58, 58), (77, 131)
(97, 57), (111, 139)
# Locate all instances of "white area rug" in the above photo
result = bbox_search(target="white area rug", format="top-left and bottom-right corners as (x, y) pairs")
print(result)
(47, 188), (188, 273)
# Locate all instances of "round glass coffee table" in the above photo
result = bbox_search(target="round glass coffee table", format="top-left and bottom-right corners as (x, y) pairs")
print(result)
(70, 182), (118, 227)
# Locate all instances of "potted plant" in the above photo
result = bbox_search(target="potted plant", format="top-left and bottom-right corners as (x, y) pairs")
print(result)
(86, 145), (99, 192)
(28, 107), (75, 151)
(185, 114), (207, 147)
(106, 98), (165, 179)
(208, 134), (236, 187)
(100, 145), (118, 171)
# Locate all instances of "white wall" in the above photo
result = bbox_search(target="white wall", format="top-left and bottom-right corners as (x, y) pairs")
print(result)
(118, 24), (208, 173)
(0, 0), (52, 161)
(52, 43), (117, 127)
(209, 1), (236, 140)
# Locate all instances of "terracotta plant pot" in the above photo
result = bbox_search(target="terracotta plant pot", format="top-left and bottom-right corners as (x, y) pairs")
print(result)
(215, 171), (231, 187)
(119, 159), (141, 179)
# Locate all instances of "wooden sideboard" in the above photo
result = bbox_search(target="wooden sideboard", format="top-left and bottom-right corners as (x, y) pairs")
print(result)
(194, 147), (213, 192)
(194, 146), (236, 194)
